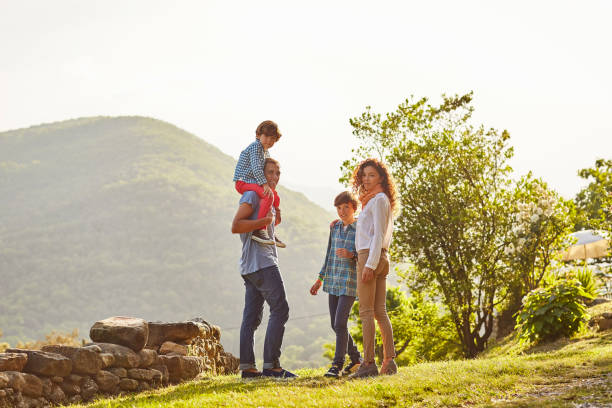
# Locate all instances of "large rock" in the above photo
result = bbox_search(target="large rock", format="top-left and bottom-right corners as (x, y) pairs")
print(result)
(47, 385), (66, 404)
(89, 343), (140, 368)
(90, 317), (149, 352)
(100, 353), (115, 368)
(127, 368), (155, 381)
(95, 370), (120, 392)
(137, 349), (157, 368)
(58, 381), (80, 396)
(5, 349), (71, 377)
(119, 378), (138, 391)
(150, 364), (169, 384)
(41, 345), (104, 375)
(0, 371), (25, 391)
(81, 376), (99, 401)
(0, 353), (28, 372)
(107, 367), (127, 378)
(159, 341), (188, 356)
(158, 355), (201, 383)
(21, 373), (43, 397)
(146, 322), (201, 348)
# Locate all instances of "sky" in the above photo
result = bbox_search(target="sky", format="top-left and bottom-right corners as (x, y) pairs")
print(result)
(1, 0), (611, 210)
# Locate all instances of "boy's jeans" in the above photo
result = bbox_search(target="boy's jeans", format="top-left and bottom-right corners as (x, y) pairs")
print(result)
(239, 265), (289, 370)
(329, 294), (361, 367)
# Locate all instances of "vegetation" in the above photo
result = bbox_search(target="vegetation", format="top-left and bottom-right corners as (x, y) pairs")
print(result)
(515, 279), (594, 345)
(574, 158), (612, 231)
(0, 116), (335, 369)
(71, 302), (612, 408)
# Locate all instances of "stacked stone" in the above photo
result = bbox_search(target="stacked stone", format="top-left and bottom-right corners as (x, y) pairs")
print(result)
(186, 318), (239, 376)
(0, 316), (238, 407)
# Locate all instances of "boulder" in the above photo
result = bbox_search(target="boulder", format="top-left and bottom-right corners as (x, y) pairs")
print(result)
(21, 373), (43, 397)
(50, 376), (63, 383)
(5, 349), (71, 377)
(119, 378), (138, 391)
(47, 385), (66, 404)
(107, 367), (127, 378)
(90, 317), (149, 352)
(159, 341), (188, 356)
(0, 371), (25, 392)
(21, 396), (46, 408)
(88, 343), (140, 368)
(127, 368), (155, 381)
(146, 321), (201, 348)
(68, 395), (83, 404)
(158, 355), (201, 383)
(95, 370), (120, 392)
(597, 317), (612, 331)
(68, 374), (82, 384)
(58, 381), (80, 396)
(100, 353), (115, 368)
(138, 380), (151, 392)
(81, 376), (98, 401)
(40, 377), (53, 396)
(0, 353), (28, 372)
(82, 344), (102, 353)
(41, 345), (103, 375)
(137, 349), (157, 368)
(150, 364), (169, 384)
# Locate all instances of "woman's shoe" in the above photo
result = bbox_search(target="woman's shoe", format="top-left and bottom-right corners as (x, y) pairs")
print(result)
(380, 359), (397, 375)
(348, 362), (378, 379)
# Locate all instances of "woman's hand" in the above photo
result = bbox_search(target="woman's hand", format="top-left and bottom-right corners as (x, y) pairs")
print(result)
(362, 267), (374, 282)
(336, 248), (354, 259)
(310, 280), (322, 295)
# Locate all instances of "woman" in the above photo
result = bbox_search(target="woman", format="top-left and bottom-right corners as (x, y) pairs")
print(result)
(349, 158), (398, 378)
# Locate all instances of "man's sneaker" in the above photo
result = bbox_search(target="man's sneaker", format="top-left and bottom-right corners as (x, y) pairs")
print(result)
(274, 235), (287, 248)
(348, 362), (378, 379)
(342, 360), (361, 376)
(241, 370), (263, 379)
(251, 229), (274, 245)
(380, 359), (398, 375)
(262, 368), (298, 379)
(324, 365), (341, 378)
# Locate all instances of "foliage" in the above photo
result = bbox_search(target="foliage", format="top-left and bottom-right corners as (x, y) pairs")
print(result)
(506, 175), (576, 292)
(343, 93), (516, 357)
(15, 329), (83, 350)
(515, 279), (594, 345)
(574, 158), (612, 231)
(345, 287), (461, 365)
(566, 267), (600, 300)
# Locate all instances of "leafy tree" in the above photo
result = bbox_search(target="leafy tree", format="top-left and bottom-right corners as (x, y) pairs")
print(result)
(574, 159), (612, 231)
(342, 93), (517, 357)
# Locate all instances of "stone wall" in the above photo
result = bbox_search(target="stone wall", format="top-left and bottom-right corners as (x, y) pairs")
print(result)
(0, 316), (239, 407)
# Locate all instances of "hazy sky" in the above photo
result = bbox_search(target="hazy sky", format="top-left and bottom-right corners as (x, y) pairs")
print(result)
(1, 1), (610, 209)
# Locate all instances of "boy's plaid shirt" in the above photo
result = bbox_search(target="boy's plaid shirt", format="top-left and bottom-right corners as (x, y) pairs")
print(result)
(319, 220), (358, 297)
(232, 139), (270, 185)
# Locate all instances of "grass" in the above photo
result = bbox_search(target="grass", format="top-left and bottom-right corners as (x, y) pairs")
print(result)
(73, 303), (612, 408)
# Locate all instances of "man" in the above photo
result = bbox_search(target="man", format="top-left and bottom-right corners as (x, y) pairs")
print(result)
(231, 158), (297, 379)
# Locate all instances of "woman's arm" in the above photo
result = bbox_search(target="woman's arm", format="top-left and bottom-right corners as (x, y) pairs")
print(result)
(365, 196), (390, 270)
(231, 202), (273, 233)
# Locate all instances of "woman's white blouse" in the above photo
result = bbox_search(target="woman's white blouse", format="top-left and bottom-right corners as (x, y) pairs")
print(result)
(356, 192), (393, 270)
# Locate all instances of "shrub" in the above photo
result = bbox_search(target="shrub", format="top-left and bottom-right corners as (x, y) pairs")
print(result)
(515, 279), (594, 344)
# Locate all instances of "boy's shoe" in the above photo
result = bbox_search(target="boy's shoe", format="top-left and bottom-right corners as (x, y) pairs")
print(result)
(274, 235), (287, 248)
(324, 364), (342, 378)
(262, 368), (298, 379)
(348, 362), (378, 379)
(342, 360), (361, 376)
(241, 370), (263, 379)
(380, 359), (397, 375)
(252, 229), (275, 245)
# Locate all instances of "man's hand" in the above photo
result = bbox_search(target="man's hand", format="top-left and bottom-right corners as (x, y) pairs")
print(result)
(263, 209), (274, 226)
(362, 267), (374, 282)
(262, 183), (274, 199)
(336, 248), (354, 259)
(310, 279), (322, 295)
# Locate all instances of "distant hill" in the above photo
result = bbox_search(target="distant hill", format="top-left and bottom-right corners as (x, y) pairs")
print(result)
(0, 116), (335, 368)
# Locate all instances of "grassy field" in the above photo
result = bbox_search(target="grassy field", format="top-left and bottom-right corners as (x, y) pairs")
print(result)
(74, 304), (612, 408)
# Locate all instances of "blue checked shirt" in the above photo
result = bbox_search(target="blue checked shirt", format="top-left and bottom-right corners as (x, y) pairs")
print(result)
(318, 220), (358, 297)
(233, 139), (270, 186)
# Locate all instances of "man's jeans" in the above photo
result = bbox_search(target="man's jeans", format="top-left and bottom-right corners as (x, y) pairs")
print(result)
(329, 294), (361, 367)
(240, 265), (289, 370)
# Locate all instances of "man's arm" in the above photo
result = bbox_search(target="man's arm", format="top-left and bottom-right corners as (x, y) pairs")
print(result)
(231, 202), (273, 234)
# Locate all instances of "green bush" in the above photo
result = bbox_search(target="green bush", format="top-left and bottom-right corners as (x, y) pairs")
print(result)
(515, 279), (594, 345)
(573, 267), (600, 299)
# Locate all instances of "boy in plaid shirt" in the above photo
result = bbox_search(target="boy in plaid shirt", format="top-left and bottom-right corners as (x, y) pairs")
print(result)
(233, 120), (285, 247)
(310, 191), (362, 377)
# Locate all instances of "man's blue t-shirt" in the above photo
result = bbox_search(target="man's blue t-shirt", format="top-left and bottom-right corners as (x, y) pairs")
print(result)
(239, 191), (278, 275)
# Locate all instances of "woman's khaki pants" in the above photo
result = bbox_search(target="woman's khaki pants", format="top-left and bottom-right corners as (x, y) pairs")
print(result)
(357, 249), (396, 364)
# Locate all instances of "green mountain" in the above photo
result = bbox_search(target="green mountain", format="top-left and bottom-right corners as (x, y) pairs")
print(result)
(0, 116), (335, 368)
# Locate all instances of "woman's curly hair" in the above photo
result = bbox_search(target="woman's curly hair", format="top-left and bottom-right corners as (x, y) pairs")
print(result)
(351, 158), (398, 212)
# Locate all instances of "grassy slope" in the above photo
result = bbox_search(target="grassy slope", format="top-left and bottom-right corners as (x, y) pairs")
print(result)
(73, 303), (612, 408)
